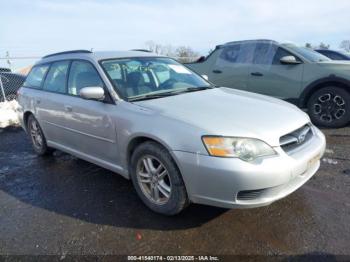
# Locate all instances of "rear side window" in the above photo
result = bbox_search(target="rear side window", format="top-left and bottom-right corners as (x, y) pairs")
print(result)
(219, 44), (241, 63)
(253, 43), (278, 65)
(217, 43), (255, 66)
(23, 65), (49, 88)
(68, 61), (103, 96)
(43, 61), (70, 93)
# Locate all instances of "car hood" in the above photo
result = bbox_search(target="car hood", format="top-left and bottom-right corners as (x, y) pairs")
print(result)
(134, 88), (310, 147)
(317, 60), (350, 65)
(317, 60), (350, 68)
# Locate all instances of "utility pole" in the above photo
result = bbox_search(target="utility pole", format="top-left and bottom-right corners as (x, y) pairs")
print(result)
(6, 51), (12, 71)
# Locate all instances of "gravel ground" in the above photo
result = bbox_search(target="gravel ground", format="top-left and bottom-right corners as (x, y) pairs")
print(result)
(0, 126), (349, 259)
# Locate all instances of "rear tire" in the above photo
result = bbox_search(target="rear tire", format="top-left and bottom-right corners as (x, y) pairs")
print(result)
(307, 86), (350, 128)
(130, 141), (189, 215)
(27, 115), (53, 156)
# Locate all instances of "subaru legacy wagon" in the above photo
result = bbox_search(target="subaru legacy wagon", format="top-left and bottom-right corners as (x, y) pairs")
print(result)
(17, 50), (326, 215)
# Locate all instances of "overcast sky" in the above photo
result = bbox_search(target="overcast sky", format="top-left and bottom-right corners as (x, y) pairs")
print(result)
(1, 0), (350, 69)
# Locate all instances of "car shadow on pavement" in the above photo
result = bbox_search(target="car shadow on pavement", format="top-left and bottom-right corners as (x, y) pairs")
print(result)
(0, 130), (227, 230)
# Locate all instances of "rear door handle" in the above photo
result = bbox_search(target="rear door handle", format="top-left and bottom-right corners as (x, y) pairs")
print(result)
(251, 72), (263, 77)
(36, 99), (41, 104)
(64, 105), (73, 112)
(212, 69), (222, 74)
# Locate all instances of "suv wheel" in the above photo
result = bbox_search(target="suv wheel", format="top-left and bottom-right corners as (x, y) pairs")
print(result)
(130, 141), (189, 215)
(307, 86), (350, 128)
(27, 115), (52, 155)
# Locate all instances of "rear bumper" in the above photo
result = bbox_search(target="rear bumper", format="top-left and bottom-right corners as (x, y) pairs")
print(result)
(173, 127), (326, 209)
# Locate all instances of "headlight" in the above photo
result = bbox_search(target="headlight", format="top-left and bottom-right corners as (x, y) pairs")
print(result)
(202, 136), (277, 161)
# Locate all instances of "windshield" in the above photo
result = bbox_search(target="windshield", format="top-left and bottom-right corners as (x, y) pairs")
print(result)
(285, 45), (331, 62)
(101, 57), (211, 100)
(339, 50), (350, 58)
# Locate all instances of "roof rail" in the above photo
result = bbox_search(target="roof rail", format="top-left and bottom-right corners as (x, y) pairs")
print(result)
(224, 39), (278, 46)
(42, 50), (92, 59)
(130, 49), (152, 53)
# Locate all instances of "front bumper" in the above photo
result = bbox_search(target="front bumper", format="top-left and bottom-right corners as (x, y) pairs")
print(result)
(173, 127), (326, 209)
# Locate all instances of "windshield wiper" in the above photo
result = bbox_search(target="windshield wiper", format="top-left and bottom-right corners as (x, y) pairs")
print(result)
(129, 86), (215, 102)
(182, 86), (215, 92)
(129, 91), (181, 101)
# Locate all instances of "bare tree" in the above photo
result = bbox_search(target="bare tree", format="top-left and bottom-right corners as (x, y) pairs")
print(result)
(145, 40), (162, 54)
(160, 44), (175, 57)
(175, 46), (200, 63)
(144, 41), (200, 62)
(318, 42), (330, 49)
(340, 40), (350, 52)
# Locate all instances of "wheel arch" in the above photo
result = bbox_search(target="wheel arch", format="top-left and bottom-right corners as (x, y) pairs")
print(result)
(23, 111), (34, 132)
(127, 135), (169, 164)
(299, 76), (350, 108)
(126, 135), (184, 180)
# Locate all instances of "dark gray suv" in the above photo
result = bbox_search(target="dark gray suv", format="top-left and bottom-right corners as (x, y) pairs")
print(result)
(187, 40), (350, 128)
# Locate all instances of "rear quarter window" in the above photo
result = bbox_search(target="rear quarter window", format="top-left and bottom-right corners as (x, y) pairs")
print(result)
(23, 64), (49, 89)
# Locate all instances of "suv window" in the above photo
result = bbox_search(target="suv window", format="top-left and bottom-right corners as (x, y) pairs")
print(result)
(23, 64), (49, 88)
(322, 51), (345, 60)
(219, 44), (241, 63)
(218, 43), (255, 64)
(253, 43), (278, 65)
(272, 47), (300, 64)
(43, 61), (69, 93)
(68, 61), (103, 96)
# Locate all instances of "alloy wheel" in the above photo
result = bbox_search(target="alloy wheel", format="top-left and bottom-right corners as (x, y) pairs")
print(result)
(313, 93), (346, 122)
(29, 119), (43, 150)
(136, 155), (172, 205)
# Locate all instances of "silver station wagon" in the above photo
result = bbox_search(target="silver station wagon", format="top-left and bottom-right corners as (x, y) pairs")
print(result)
(18, 50), (326, 215)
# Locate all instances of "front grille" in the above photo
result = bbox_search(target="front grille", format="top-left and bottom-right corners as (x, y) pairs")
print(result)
(237, 189), (265, 201)
(280, 124), (313, 153)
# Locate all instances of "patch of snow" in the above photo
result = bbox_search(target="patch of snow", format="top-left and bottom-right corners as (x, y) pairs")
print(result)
(325, 149), (334, 154)
(0, 100), (20, 128)
(322, 157), (338, 165)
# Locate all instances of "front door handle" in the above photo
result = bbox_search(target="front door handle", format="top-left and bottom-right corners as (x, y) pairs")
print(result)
(212, 69), (222, 74)
(64, 105), (73, 112)
(251, 72), (263, 77)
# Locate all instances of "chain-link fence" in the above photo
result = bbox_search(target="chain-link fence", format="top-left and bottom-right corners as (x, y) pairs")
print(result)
(0, 68), (26, 102)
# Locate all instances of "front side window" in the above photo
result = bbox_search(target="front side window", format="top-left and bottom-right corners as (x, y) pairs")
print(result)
(23, 64), (49, 88)
(101, 57), (211, 100)
(272, 47), (301, 64)
(68, 61), (104, 96)
(43, 61), (69, 93)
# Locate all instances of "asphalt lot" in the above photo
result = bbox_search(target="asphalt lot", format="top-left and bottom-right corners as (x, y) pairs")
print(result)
(0, 126), (349, 258)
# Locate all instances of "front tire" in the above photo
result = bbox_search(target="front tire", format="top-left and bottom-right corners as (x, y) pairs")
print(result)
(27, 115), (52, 155)
(130, 141), (189, 215)
(307, 86), (350, 128)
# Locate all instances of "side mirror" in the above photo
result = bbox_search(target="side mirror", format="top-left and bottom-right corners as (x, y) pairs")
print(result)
(201, 74), (209, 80)
(79, 86), (105, 100)
(280, 56), (302, 65)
